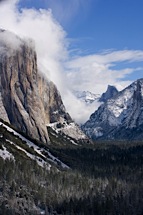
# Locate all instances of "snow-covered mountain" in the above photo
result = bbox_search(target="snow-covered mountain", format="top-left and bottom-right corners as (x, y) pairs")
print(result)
(74, 90), (100, 104)
(74, 85), (118, 105)
(82, 79), (143, 140)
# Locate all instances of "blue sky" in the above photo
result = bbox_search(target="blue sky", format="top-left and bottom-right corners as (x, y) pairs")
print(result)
(0, 0), (143, 123)
(66, 0), (143, 53)
(19, 0), (143, 51)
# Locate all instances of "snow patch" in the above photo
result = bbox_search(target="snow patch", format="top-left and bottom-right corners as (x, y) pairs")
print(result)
(74, 90), (100, 104)
(6, 140), (51, 169)
(49, 120), (87, 141)
(108, 86), (135, 118)
(61, 122), (87, 139)
(0, 145), (15, 160)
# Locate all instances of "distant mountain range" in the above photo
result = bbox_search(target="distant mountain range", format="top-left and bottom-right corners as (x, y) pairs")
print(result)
(74, 85), (118, 105)
(74, 90), (100, 104)
(82, 79), (143, 140)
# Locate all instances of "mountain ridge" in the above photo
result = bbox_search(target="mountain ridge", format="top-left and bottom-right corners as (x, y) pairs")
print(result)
(82, 78), (143, 140)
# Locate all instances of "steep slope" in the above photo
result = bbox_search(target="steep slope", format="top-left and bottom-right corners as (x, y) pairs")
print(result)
(0, 29), (87, 144)
(82, 79), (143, 140)
(0, 119), (69, 169)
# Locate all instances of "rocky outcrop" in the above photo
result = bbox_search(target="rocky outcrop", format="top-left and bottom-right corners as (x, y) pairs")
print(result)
(99, 85), (118, 102)
(0, 29), (87, 144)
(82, 79), (143, 140)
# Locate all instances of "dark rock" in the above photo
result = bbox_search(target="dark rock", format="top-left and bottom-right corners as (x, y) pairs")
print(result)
(99, 85), (118, 102)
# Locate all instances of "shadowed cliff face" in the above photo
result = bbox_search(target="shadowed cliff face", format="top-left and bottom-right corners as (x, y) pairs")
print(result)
(0, 30), (73, 143)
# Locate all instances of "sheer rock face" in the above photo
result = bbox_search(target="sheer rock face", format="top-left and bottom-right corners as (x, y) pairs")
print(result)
(0, 43), (49, 143)
(0, 30), (79, 144)
(99, 85), (118, 102)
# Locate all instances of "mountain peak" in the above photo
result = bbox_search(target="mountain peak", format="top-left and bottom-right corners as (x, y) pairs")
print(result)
(99, 85), (118, 102)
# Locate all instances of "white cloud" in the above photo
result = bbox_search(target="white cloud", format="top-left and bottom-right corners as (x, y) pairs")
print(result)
(0, 29), (23, 57)
(63, 90), (102, 124)
(66, 50), (143, 94)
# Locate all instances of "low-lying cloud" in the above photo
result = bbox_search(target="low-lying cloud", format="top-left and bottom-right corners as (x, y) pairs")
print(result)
(0, 29), (23, 56)
(0, 0), (143, 124)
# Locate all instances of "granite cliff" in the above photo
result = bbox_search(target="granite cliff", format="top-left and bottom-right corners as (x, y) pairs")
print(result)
(0, 29), (87, 144)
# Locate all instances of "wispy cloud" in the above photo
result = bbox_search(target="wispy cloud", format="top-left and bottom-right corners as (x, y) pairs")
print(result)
(68, 50), (143, 67)
(66, 50), (143, 93)
(45, 0), (92, 25)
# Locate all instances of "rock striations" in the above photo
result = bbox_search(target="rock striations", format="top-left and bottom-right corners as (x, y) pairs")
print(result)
(82, 79), (143, 140)
(0, 29), (87, 144)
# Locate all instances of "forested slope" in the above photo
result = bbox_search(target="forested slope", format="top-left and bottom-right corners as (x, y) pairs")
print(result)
(1, 123), (143, 215)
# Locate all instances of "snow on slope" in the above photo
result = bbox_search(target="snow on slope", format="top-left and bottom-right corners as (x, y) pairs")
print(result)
(107, 83), (136, 119)
(0, 122), (69, 169)
(48, 118), (88, 141)
(6, 139), (50, 169)
(74, 90), (100, 104)
(82, 79), (143, 140)
(0, 145), (15, 160)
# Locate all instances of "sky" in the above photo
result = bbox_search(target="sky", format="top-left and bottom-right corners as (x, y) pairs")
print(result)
(0, 0), (143, 123)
